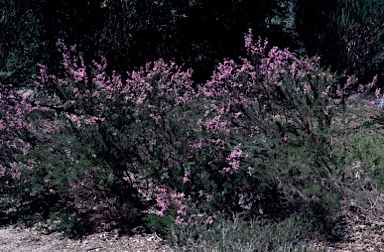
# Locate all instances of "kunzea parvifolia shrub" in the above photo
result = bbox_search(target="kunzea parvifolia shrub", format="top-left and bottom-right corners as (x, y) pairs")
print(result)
(2, 30), (379, 234)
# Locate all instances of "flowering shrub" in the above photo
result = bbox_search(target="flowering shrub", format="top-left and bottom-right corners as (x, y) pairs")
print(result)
(0, 29), (379, 235)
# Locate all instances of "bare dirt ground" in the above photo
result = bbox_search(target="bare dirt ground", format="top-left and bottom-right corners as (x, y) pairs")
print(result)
(306, 197), (384, 252)
(1, 200), (384, 252)
(0, 226), (173, 252)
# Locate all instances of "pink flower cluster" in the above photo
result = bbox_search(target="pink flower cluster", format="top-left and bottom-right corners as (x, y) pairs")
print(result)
(224, 147), (243, 173)
(144, 186), (188, 218)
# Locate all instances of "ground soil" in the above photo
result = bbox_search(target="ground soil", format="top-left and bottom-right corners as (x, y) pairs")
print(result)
(1, 199), (384, 252)
(304, 197), (384, 251)
(0, 225), (173, 252)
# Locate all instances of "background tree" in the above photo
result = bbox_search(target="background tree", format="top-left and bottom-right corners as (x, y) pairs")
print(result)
(331, 0), (384, 84)
(1, 0), (293, 85)
(0, 0), (46, 85)
(293, 0), (342, 73)
(294, 0), (384, 86)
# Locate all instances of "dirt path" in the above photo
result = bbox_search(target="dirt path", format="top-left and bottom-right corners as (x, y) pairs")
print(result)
(1, 180), (383, 251)
(0, 225), (173, 252)
(2, 206), (384, 252)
